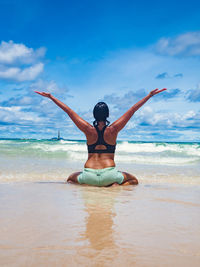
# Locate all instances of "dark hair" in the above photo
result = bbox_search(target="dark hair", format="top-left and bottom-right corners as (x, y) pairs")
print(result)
(93, 102), (110, 126)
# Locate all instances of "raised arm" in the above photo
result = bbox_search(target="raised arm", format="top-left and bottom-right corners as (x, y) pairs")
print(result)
(35, 91), (92, 133)
(110, 88), (167, 133)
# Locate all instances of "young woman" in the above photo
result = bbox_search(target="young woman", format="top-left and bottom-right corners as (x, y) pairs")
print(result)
(35, 88), (166, 186)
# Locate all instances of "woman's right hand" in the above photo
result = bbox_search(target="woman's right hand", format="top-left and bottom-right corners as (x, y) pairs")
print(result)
(34, 91), (52, 98)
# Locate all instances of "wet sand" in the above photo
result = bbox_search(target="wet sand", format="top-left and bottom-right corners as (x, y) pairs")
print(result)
(0, 182), (200, 267)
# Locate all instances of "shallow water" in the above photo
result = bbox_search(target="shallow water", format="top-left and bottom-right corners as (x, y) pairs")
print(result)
(0, 138), (199, 185)
(0, 183), (200, 267)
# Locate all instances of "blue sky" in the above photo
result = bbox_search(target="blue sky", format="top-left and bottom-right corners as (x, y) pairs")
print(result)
(0, 0), (200, 141)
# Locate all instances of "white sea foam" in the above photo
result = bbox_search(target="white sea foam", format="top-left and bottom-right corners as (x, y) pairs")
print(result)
(0, 139), (199, 165)
(0, 140), (13, 144)
(117, 141), (200, 156)
(32, 143), (87, 152)
(60, 140), (77, 144)
(115, 154), (198, 165)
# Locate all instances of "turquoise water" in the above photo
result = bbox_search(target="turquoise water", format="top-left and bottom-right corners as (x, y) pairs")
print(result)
(0, 139), (199, 184)
(0, 138), (200, 165)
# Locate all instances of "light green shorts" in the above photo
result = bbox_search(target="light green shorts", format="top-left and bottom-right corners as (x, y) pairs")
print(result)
(77, 167), (124, 187)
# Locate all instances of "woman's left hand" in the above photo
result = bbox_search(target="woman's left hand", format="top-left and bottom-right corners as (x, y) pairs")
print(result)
(149, 88), (167, 97)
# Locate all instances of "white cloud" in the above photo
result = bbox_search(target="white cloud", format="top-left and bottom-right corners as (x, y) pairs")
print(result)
(133, 107), (200, 129)
(0, 40), (45, 82)
(0, 105), (43, 124)
(0, 40), (45, 64)
(0, 63), (44, 81)
(155, 31), (200, 56)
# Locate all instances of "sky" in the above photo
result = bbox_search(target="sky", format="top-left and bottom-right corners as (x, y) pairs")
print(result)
(0, 0), (200, 141)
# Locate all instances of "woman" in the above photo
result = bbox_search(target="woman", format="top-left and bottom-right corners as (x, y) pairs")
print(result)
(35, 88), (166, 186)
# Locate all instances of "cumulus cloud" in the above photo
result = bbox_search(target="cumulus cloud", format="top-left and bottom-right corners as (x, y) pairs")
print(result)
(0, 40), (45, 82)
(0, 63), (44, 81)
(186, 84), (200, 102)
(0, 40), (45, 64)
(155, 31), (200, 56)
(0, 106), (43, 125)
(131, 106), (200, 130)
(0, 79), (74, 135)
(0, 101), (78, 138)
(0, 95), (33, 107)
(135, 107), (171, 128)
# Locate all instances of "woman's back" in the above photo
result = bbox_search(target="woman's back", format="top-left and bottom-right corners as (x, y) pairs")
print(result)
(85, 123), (117, 169)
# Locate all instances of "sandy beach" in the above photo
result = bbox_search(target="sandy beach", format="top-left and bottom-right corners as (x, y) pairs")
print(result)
(0, 182), (200, 267)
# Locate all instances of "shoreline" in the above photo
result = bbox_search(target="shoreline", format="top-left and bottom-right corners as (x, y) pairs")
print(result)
(0, 155), (199, 185)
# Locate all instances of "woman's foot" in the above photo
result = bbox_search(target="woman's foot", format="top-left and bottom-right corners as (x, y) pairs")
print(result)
(110, 182), (120, 187)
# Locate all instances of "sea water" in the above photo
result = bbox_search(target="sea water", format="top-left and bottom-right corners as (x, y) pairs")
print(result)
(0, 138), (199, 184)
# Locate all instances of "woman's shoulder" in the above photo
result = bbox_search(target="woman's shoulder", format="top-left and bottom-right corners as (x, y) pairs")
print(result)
(105, 125), (117, 135)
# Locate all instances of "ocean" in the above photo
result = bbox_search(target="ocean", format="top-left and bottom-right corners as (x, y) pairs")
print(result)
(0, 138), (199, 184)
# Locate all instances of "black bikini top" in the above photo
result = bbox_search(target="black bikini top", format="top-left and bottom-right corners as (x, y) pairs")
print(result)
(87, 125), (116, 153)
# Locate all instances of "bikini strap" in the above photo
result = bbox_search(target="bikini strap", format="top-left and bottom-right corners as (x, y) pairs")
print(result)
(94, 125), (107, 144)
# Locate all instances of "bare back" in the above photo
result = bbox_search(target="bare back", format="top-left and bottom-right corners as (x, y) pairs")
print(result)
(84, 124), (118, 169)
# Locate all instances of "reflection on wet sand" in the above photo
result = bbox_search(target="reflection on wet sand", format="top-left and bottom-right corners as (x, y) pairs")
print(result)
(77, 186), (126, 265)
(1, 183), (200, 267)
(82, 188), (118, 250)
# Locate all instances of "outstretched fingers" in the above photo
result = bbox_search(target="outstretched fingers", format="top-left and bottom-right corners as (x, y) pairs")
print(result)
(150, 88), (167, 96)
(155, 88), (167, 94)
(34, 91), (51, 97)
(35, 91), (42, 95)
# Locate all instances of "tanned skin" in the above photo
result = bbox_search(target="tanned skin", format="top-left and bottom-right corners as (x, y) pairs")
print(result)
(35, 88), (166, 186)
